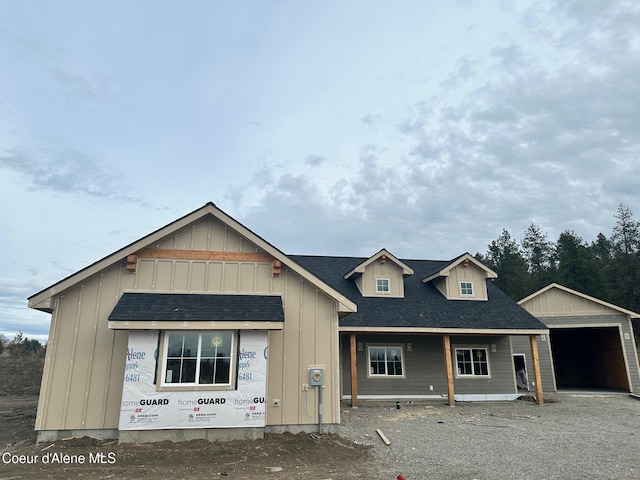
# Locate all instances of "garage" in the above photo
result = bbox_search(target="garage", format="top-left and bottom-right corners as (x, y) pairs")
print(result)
(550, 327), (629, 391)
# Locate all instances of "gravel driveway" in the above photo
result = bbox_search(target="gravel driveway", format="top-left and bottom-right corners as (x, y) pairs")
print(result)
(336, 393), (640, 480)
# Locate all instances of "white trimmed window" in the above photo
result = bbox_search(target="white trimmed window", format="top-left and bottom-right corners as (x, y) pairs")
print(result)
(368, 345), (404, 377)
(376, 278), (390, 294)
(455, 347), (489, 377)
(162, 331), (235, 386)
(460, 281), (474, 296)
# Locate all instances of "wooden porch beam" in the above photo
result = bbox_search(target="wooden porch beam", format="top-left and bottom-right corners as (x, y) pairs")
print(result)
(529, 335), (544, 405)
(443, 334), (455, 406)
(350, 333), (358, 408)
(137, 248), (276, 263)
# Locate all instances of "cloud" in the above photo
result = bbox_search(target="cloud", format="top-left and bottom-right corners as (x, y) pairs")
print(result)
(0, 278), (51, 339)
(304, 154), (327, 166)
(50, 68), (111, 104)
(230, 0), (640, 261)
(359, 112), (382, 126)
(0, 145), (148, 205)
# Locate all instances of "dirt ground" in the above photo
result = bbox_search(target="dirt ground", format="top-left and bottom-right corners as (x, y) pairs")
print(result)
(0, 395), (373, 480)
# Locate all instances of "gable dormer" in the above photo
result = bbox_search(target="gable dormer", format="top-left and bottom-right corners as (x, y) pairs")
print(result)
(344, 249), (414, 298)
(421, 253), (497, 301)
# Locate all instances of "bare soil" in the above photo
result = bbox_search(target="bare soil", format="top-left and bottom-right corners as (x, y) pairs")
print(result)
(0, 357), (373, 479)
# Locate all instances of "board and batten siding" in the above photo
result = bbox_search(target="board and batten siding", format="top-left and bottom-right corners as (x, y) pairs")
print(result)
(340, 334), (517, 398)
(36, 215), (341, 434)
(359, 261), (405, 297)
(445, 264), (489, 300)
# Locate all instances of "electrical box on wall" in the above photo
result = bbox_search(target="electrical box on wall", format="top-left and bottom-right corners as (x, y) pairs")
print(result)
(309, 367), (325, 386)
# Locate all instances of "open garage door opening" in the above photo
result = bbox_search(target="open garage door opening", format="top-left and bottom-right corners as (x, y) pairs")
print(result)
(550, 327), (630, 391)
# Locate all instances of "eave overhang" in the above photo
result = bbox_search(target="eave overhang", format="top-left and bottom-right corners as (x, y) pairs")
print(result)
(338, 326), (549, 335)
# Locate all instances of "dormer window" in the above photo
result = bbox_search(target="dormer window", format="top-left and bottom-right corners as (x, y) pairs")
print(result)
(376, 278), (390, 294)
(460, 282), (473, 296)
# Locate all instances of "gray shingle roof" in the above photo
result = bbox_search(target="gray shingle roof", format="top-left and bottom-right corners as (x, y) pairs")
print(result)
(108, 293), (284, 322)
(290, 255), (547, 331)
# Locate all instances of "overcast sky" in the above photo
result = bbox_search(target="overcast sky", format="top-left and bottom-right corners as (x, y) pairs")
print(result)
(1, 0), (639, 342)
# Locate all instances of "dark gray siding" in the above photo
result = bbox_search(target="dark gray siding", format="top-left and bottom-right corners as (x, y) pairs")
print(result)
(450, 336), (516, 395)
(510, 335), (556, 393)
(340, 334), (518, 398)
(340, 334), (447, 397)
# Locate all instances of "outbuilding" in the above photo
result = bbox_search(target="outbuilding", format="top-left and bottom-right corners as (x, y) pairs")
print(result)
(512, 283), (640, 393)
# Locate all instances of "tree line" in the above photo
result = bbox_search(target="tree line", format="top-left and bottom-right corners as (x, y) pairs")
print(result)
(0, 332), (46, 357)
(476, 203), (640, 314)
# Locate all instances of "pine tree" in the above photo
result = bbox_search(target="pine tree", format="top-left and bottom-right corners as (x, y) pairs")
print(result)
(484, 229), (531, 299)
(521, 223), (555, 290)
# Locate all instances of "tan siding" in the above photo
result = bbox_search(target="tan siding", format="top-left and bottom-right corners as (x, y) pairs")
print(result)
(209, 219), (227, 250)
(225, 229), (243, 251)
(281, 275), (302, 425)
(266, 330), (285, 425)
(207, 263), (223, 290)
(48, 289), (80, 428)
(85, 270), (120, 428)
(155, 260), (173, 290)
(522, 289), (614, 317)
(37, 214), (342, 433)
(223, 263), (240, 290)
(191, 222), (210, 250)
(191, 261), (207, 288)
(256, 264), (273, 292)
(362, 261), (404, 297)
(239, 263), (256, 292)
(433, 278), (446, 297)
(66, 282), (100, 428)
(173, 261), (190, 290)
(136, 259), (155, 289)
(447, 264), (488, 300)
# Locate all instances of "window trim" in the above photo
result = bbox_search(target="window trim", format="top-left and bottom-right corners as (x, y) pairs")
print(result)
(367, 344), (405, 379)
(376, 278), (391, 294)
(459, 281), (474, 296)
(454, 346), (491, 378)
(158, 330), (238, 391)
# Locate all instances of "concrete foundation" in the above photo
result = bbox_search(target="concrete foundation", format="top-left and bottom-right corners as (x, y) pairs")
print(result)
(119, 427), (264, 443)
(36, 423), (339, 444)
(37, 429), (119, 443)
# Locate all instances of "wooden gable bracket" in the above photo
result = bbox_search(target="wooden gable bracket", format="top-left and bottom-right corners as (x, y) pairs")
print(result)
(272, 260), (282, 277)
(126, 254), (138, 273)
(381, 254), (387, 264)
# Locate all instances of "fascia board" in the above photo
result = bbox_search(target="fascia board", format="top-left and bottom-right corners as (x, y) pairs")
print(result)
(338, 326), (549, 335)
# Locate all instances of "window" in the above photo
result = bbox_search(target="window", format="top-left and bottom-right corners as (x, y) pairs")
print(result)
(455, 347), (489, 377)
(368, 345), (404, 377)
(163, 331), (235, 386)
(376, 278), (390, 294)
(460, 282), (474, 296)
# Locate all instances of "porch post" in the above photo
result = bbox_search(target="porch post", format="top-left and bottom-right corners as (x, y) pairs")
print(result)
(350, 333), (358, 407)
(529, 335), (544, 405)
(443, 334), (455, 406)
